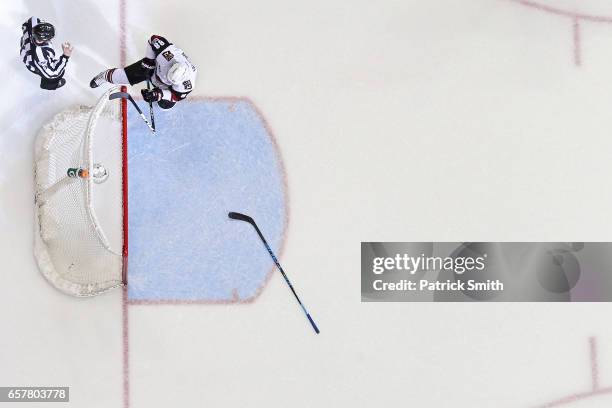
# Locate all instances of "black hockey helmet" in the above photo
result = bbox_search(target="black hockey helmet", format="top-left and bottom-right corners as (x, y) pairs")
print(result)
(33, 22), (55, 43)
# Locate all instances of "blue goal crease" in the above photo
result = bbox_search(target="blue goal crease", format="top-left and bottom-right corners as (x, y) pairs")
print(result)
(126, 99), (286, 302)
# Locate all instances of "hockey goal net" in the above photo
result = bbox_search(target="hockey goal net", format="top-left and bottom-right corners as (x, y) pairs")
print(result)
(34, 87), (127, 297)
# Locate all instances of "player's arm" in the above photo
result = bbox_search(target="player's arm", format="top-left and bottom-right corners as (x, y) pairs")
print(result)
(168, 86), (191, 100)
(34, 47), (68, 79)
(141, 87), (191, 110)
(47, 42), (73, 75)
(163, 87), (192, 107)
(47, 51), (70, 74)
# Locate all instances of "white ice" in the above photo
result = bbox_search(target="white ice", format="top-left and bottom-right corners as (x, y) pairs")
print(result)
(2, 0), (612, 407)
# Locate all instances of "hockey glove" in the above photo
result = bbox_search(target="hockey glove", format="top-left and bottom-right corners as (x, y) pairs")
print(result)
(141, 87), (162, 103)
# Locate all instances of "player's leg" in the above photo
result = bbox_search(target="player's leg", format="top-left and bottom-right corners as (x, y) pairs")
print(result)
(90, 60), (150, 88)
(89, 68), (125, 88)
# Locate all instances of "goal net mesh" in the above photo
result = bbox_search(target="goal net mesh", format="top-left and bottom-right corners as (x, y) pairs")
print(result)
(34, 87), (125, 297)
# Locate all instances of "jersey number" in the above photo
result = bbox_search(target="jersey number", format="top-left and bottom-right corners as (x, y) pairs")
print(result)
(183, 80), (192, 90)
(151, 38), (165, 49)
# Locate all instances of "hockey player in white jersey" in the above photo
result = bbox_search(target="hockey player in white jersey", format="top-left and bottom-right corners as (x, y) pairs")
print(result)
(90, 35), (196, 109)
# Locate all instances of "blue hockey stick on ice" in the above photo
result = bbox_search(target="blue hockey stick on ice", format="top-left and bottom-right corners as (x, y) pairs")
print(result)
(228, 211), (320, 334)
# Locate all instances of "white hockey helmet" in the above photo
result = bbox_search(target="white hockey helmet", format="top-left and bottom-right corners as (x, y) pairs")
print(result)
(167, 62), (189, 85)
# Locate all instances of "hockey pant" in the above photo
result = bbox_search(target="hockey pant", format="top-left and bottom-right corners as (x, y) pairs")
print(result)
(121, 59), (176, 110)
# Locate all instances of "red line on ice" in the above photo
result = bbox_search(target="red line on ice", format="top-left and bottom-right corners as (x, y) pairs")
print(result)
(122, 286), (130, 408)
(534, 387), (612, 407)
(119, 1), (129, 408)
(511, 0), (612, 23)
(119, 0), (126, 66)
(572, 18), (580, 66)
(533, 337), (612, 407)
(589, 336), (599, 391)
(510, 0), (612, 66)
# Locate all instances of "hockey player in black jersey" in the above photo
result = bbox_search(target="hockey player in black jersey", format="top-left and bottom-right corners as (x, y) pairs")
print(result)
(20, 17), (73, 90)
(90, 35), (197, 110)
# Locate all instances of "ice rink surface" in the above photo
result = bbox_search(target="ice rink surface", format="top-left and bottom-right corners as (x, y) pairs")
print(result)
(2, 0), (612, 406)
(127, 98), (286, 302)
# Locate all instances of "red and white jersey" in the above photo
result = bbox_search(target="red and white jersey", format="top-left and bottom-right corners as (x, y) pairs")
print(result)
(144, 35), (197, 102)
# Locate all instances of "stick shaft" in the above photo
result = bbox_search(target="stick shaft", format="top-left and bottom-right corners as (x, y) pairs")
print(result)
(127, 94), (155, 133)
(233, 213), (319, 334)
(110, 92), (155, 133)
(262, 238), (320, 334)
(146, 79), (156, 131)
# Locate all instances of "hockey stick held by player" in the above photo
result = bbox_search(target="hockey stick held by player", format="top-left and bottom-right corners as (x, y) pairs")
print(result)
(90, 35), (197, 110)
(145, 79), (156, 131)
(109, 91), (156, 133)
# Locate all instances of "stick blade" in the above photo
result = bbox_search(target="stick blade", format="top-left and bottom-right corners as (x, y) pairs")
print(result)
(109, 91), (131, 100)
(228, 211), (254, 223)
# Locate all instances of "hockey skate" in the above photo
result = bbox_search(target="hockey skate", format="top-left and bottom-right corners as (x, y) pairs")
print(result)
(89, 70), (109, 88)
